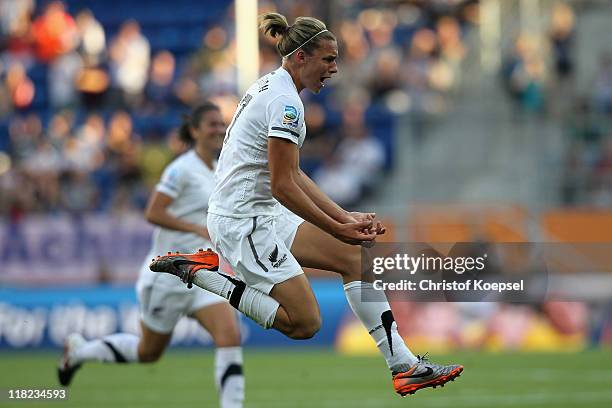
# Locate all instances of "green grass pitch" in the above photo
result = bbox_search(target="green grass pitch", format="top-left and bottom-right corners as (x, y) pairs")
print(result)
(2, 349), (612, 407)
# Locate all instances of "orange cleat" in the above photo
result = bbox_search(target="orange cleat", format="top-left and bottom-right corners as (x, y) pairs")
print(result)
(149, 248), (219, 288)
(392, 354), (463, 396)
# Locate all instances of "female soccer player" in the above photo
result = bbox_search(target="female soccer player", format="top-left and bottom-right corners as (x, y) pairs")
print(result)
(58, 103), (245, 408)
(152, 14), (463, 396)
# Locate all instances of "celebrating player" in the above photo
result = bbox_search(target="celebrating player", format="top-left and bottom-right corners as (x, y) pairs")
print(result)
(151, 14), (463, 396)
(58, 102), (245, 408)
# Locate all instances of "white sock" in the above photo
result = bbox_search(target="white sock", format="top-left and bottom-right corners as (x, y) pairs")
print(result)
(73, 333), (139, 364)
(215, 347), (244, 408)
(192, 271), (279, 329)
(343, 281), (418, 372)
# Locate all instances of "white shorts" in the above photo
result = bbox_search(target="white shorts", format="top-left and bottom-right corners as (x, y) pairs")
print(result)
(136, 273), (227, 334)
(207, 208), (305, 294)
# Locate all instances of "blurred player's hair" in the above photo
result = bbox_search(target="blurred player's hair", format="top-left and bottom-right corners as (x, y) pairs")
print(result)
(259, 12), (336, 58)
(178, 102), (220, 145)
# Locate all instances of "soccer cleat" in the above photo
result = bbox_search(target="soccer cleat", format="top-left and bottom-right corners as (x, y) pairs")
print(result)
(149, 248), (219, 288)
(393, 354), (463, 396)
(57, 333), (86, 386)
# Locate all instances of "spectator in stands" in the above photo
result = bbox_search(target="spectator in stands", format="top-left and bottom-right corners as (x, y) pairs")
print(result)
(145, 50), (177, 112)
(547, 2), (576, 115)
(431, 16), (462, 93)
(60, 170), (98, 212)
(334, 18), (370, 92)
(48, 50), (82, 109)
(313, 101), (385, 207)
(4, 61), (35, 111)
(401, 28), (438, 143)
(437, 16), (465, 67)
(549, 2), (575, 83)
(188, 25), (228, 77)
(75, 9), (106, 66)
(0, 61), (10, 116)
(0, 0), (35, 66)
(368, 47), (403, 103)
(9, 113), (62, 211)
(107, 111), (137, 158)
(566, 98), (603, 145)
(75, 66), (109, 110)
(9, 113), (42, 163)
(591, 136), (612, 207)
(105, 111), (143, 208)
(23, 139), (62, 210)
(64, 113), (105, 173)
(562, 98), (610, 206)
(47, 110), (75, 151)
(31, 1), (78, 63)
(591, 52), (612, 115)
(501, 34), (546, 115)
(299, 101), (334, 175)
(74, 9), (108, 110)
(0, 164), (35, 217)
(186, 24), (238, 98)
(0, 0), (32, 37)
(109, 20), (150, 109)
(561, 140), (585, 205)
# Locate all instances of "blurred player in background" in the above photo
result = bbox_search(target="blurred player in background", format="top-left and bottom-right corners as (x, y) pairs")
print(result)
(152, 13), (463, 396)
(58, 102), (245, 408)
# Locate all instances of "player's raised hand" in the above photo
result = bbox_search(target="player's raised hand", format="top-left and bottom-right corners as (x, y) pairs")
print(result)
(333, 220), (378, 245)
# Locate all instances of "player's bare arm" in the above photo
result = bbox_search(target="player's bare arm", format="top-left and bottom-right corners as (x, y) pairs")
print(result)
(286, 142), (386, 234)
(295, 170), (386, 235)
(268, 136), (375, 244)
(294, 167), (353, 223)
(145, 189), (210, 240)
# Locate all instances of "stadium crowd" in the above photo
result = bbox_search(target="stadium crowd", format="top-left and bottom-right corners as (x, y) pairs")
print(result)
(560, 49), (612, 207)
(496, 2), (612, 207)
(0, 0), (474, 216)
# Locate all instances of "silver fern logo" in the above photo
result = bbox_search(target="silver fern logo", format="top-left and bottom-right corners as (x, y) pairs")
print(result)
(268, 245), (288, 268)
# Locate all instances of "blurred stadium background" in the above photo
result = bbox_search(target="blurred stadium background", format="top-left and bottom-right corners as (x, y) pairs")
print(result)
(1, 0), (612, 406)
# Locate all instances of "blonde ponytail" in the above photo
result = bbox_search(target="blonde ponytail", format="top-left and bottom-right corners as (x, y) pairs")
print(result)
(259, 13), (336, 58)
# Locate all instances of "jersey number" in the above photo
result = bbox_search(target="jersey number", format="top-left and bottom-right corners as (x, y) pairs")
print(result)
(224, 93), (253, 144)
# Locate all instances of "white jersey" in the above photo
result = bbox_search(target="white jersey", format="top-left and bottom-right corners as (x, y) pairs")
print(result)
(208, 67), (306, 218)
(138, 150), (215, 287)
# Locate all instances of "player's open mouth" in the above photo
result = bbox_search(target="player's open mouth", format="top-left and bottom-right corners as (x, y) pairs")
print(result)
(320, 77), (330, 86)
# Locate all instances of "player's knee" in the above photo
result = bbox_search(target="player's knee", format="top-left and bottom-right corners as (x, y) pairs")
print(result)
(289, 316), (321, 340)
(211, 324), (241, 347)
(336, 247), (362, 279)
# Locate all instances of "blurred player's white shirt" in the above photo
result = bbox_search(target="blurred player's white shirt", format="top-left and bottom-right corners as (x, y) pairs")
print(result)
(138, 149), (214, 286)
(208, 67), (306, 218)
